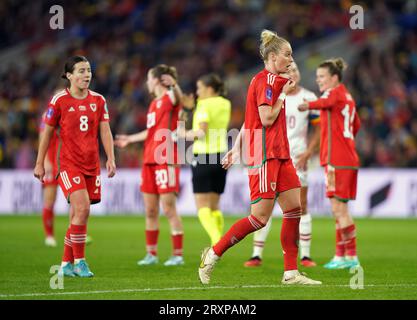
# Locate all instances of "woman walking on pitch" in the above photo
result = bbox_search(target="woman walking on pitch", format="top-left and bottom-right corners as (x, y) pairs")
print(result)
(34, 55), (116, 277)
(198, 30), (321, 285)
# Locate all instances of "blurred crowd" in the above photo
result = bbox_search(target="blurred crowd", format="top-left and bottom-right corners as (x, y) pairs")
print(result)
(0, 0), (416, 169)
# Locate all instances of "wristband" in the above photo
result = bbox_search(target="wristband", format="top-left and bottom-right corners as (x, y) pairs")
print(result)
(278, 93), (286, 101)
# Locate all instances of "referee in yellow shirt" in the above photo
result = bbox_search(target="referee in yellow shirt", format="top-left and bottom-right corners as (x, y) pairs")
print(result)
(179, 74), (231, 245)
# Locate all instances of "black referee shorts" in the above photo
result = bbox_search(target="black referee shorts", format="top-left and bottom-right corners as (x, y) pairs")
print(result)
(191, 153), (228, 194)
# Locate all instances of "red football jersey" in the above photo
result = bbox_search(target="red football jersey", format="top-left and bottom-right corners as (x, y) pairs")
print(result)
(243, 69), (290, 167)
(44, 88), (110, 175)
(40, 111), (58, 166)
(143, 93), (179, 164)
(308, 84), (360, 168)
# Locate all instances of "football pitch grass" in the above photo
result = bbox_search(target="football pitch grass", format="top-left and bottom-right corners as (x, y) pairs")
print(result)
(0, 215), (416, 300)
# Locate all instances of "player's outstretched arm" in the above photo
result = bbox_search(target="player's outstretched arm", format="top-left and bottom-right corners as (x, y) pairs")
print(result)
(114, 130), (148, 148)
(100, 122), (116, 178)
(34, 124), (54, 182)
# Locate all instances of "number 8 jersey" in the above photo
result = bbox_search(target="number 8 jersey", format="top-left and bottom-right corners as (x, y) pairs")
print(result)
(308, 84), (361, 168)
(44, 88), (110, 176)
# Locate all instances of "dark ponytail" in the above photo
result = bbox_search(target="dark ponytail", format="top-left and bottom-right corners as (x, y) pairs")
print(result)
(198, 73), (227, 97)
(61, 55), (89, 80)
(318, 57), (347, 82)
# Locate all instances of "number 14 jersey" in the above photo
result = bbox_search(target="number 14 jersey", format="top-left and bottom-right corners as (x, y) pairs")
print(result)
(308, 84), (360, 168)
(44, 88), (110, 176)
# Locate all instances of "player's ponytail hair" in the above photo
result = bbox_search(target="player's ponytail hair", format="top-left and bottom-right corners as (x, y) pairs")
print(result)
(61, 55), (89, 80)
(151, 64), (178, 87)
(198, 73), (227, 97)
(319, 57), (347, 82)
(259, 29), (289, 61)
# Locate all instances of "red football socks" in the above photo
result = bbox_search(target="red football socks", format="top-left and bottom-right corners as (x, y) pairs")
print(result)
(172, 233), (183, 256)
(42, 207), (54, 237)
(281, 207), (301, 271)
(146, 229), (159, 256)
(70, 224), (87, 259)
(62, 227), (74, 263)
(335, 219), (346, 257)
(341, 224), (357, 257)
(213, 215), (265, 257)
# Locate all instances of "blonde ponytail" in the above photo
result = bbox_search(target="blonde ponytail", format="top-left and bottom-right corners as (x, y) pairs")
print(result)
(259, 29), (289, 61)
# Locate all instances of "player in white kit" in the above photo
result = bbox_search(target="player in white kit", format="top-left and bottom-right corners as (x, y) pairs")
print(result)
(244, 62), (321, 268)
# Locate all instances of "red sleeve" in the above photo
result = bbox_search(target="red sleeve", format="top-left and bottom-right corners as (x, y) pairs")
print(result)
(43, 101), (61, 127)
(256, 78), (274, 107)
(353, 110), (361, 137)
(100, 97), (110, 122)
(308, 88), (338, 110)
(256, 76), (287, 107)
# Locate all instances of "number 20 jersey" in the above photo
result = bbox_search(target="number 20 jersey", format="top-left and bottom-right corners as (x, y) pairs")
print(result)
(44, 88), (110, 176)
(308, 84), (361, 168)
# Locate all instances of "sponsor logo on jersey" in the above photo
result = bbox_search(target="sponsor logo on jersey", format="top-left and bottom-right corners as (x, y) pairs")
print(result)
(79, 105), (86, 111)
(266, 87), (272, 101)
(46, 107), (54, 119)
(73, 177), (81, 184)
(90, 103), (97, 112)
(69, 107), (75, 112)
(157, 100), (162, 109)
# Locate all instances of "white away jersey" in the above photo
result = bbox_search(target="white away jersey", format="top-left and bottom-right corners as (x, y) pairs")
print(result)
(285, 87), (320, 158)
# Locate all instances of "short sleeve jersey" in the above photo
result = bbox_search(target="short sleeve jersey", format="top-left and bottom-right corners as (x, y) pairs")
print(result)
(143, 93), (180, 164)
(308, 84), (360, 168)
(43, 89), (110, 176)
(192, 96), (231, 154)
(40, 111), (58, 166)
(243, 69), (290, 167)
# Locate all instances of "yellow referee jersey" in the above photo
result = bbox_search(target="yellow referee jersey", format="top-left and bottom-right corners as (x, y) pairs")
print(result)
(192, 96), (231, 154)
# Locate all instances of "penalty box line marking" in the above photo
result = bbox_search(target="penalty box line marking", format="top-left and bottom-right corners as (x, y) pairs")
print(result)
(1, 283), (417, 298)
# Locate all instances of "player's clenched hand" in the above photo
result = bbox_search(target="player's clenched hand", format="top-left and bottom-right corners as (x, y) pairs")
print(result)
(298, 99), (309, 112)
(114, 134), (130, 148)
(34, 163), (45, 182)
(106, 159), (116, 178)
(182, 93), (195, 110)
(295, 151), (310, 171)
(221, 148), (240, 170)
(282, 79), (296, 95)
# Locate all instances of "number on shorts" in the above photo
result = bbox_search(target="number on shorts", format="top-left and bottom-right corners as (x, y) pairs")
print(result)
(80, 115), (89, 132)
(155, 169), (168, 188)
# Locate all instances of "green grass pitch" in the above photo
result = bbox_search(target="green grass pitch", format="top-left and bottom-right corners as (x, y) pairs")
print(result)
(0, 215), (416, 300)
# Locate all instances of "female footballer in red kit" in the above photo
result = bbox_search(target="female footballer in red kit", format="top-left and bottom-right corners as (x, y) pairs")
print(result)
(298, 58), (361, 269)
(115, 64), (185, 266)
(34, 55), (116, 277)
(198, 30), (322, 285)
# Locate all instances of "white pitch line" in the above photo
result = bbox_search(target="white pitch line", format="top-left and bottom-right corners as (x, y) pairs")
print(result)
(1, 283), (417, 298)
